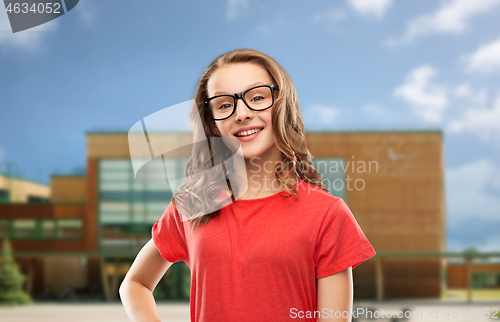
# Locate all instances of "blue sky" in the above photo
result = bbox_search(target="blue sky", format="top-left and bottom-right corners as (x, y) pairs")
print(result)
(0, 0), (499, 252)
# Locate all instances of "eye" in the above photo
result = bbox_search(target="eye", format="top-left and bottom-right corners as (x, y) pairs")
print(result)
(251, 95), (265, 102)
(218, 103), (233, 110)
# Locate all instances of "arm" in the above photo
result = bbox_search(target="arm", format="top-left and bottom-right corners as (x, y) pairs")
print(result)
(119, 238), (173, 322)
(317, 267), (353, 322)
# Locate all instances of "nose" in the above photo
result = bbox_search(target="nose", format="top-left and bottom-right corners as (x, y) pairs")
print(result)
(234, 97), (253, 122)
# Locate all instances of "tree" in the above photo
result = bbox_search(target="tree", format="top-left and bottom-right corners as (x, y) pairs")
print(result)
(462, 246), (479, 254)
(0, 237), (33, 305)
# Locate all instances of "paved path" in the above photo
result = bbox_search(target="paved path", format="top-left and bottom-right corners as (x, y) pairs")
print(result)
(0, 301), (498, 321)
(0, 302), (190, 322)
(352, 301), (500, 321)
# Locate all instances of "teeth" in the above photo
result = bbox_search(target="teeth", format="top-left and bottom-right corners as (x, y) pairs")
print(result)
(236, 128), (263, 137)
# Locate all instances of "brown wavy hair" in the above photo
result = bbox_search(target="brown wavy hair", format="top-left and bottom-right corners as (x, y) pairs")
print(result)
(173, 48), (329, 233)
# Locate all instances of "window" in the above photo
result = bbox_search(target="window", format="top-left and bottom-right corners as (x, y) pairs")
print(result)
(12, 220), (36, 239)
(472, 272), (497, 289)
(42, 220), (56, 238)
(0, 220), (8, 238)
(98, 158), (186, 253)
(312, 158), (346, 199)
(28, 195), (50, 204)
(57, 219), (82, 239)
(0, 189), (9, 203)
(0, 219), (81, 240)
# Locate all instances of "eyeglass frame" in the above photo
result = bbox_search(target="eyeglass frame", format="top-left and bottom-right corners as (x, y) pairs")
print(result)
(203, 83), (279, 121)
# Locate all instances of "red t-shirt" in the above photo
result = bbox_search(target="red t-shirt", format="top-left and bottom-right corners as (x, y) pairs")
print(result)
(152, 178), (376, 321)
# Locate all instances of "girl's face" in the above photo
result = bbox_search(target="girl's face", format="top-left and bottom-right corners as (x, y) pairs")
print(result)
(207, 63), (278, 160)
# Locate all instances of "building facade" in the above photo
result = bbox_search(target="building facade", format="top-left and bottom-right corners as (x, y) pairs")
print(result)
(0, 130), (446, 300)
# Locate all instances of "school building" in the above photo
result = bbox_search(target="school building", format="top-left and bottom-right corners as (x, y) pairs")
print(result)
(0, 130), (452, 300)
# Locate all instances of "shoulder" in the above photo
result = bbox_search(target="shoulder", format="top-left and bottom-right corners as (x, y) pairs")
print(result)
(297, 178), (357, 220)
(296, 178), (341, 207)
(161, 199), (191, 225)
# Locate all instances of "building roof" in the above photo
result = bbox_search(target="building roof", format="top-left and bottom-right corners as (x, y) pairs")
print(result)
(0, 173), (50, 186)
(86, 127), (443, 135)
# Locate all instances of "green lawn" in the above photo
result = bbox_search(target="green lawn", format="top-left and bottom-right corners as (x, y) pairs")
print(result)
(443, 288), (500, 300)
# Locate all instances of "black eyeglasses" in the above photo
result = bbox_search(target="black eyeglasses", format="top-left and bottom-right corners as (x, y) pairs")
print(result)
(203, 84), (278, 121)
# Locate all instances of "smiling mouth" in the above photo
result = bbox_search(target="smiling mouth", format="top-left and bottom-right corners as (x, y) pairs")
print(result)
(234, 128), (264, 137)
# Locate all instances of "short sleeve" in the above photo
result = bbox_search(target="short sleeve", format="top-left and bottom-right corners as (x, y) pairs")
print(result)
(151, 201), (189, 263)
(314, 198), (376, 279)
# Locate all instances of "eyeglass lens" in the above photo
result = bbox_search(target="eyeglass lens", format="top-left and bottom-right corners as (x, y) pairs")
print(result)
(208, 86), (273, 120)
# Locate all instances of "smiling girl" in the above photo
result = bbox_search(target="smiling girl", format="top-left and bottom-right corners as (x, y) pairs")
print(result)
(120, 49), (376, 322)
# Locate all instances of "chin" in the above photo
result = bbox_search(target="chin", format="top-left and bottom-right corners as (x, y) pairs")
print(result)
(242, 151), (262, 160)
(242, 146), (274, 161)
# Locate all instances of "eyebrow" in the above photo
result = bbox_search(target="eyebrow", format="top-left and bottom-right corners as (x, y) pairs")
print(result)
(212, 81), (267, 96)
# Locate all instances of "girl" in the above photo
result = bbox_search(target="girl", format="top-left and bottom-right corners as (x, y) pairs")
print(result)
(120, 49), (376, 322)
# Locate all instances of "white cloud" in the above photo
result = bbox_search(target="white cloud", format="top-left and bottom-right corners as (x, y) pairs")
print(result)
(226, 0), (250, 21)
(446, 159), (500, 222)
(311, 103), (340, 121)
(347, 0), (393, 19)
(0, 2), (102, 53)
(256, 16), (286, 36)
(464, 37), (500, 74)
(448, 94), (500, 143)
(453, 82), (488, 105)
(0, 6), (59, 53)
(393, 65), (448, 123)
(476, 234), (500, 252)
(312, 9), (346, 23)
(76, 0), (100, 26)
(362, 102), (386, 116)
(389, 0), (500, 44)
(453, 82), (473, 97)
(303, 103), (340, 128)
(448, 233), (500, 253)
(312, 9), (346, 33)
(255, 23), (272, 36)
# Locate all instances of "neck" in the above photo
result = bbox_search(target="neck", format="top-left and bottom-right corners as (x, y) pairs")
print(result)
(238, 147), (284, 199)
